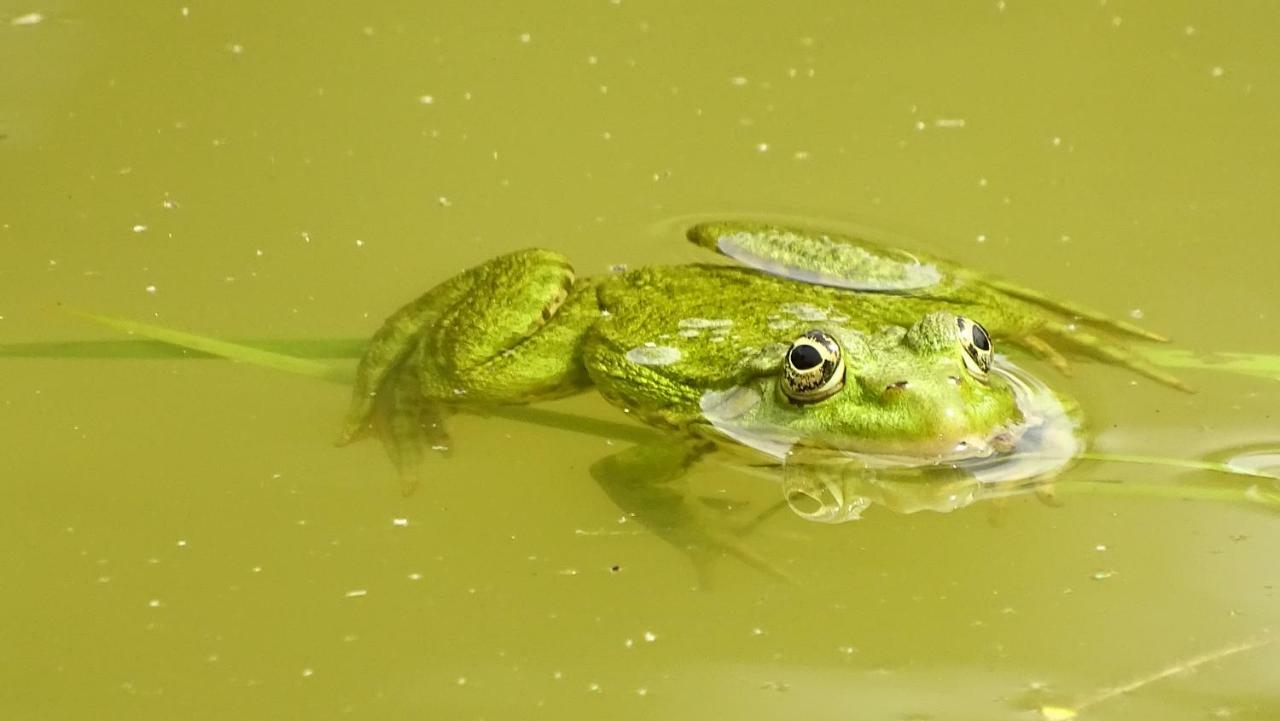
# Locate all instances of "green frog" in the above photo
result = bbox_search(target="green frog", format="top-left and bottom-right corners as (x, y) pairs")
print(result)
(338, 220), (1177, 574)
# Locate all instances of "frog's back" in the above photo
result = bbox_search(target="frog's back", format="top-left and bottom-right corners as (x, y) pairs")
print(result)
(583, 266), (928, 405)
(593, 264), (940, 352)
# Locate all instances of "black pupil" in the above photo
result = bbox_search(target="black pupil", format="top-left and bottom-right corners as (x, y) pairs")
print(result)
(790, 344), (823, 371)
(971, 323), (991, 351)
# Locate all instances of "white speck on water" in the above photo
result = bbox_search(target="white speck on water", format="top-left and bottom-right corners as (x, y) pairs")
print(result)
(978, 177), (988, 187)
(625, 345), (681, 366)
(148, 599), (163, 608)
(976, 234), (987, 243)
(1184, 25), (1196, 36)
(751, 627), (765, 636)
(1111, 15), (1123, 27)
(437, 196), (452, 207)
(793, 150), (810, 160)
(344, 589), (368, 598)
(456, 676), (468, 686)
(643, 631), (657, 642)
(1129, 308), (1145, 320)
(519, 32), (531, 43)
(355, 239), (365, 247)
(1091, 570), (1116, 581)
(227, 43), (244, 55)
(408, 572), (422, 581)
(176, 540), (187, 547)
(557, 568), (579, 576)
(588, 682), (602, 693)
(11, 12), (43, 26)
(418, 95), (435, 105)
(934, 118), (966, 128)
(161, 198), (178, 210)
(1211, 66), (1225, 78)
(1095, 544), (1108, 552)
(636, 687), (649, 696)
(623, 638), (634, 648)
(729, 76), (748, 86)
(392, 518), (409, 527)
(181, 6), (189, 17)
(552, 671), (563, 680)
(301, 668), (314, 677)
(255, 248), (264, 257)
(132, 224), (148, 233)
(756, 142), (769, 152)
(914, 120), (926, 131)
(145, 285), (157, 295)
(1050, 136), (1063, 147)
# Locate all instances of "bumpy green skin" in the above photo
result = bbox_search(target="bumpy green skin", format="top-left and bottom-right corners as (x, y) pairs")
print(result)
(585, 266), (1021, 453)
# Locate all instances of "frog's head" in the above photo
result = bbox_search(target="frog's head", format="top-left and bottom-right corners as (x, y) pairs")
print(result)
(702, 312), (1025, 459)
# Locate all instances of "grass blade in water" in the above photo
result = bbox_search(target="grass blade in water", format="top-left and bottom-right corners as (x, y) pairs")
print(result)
(66, 311), (355, 384)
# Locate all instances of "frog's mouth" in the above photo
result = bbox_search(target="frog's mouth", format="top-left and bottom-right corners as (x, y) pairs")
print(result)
(697, 357), (1080, 470)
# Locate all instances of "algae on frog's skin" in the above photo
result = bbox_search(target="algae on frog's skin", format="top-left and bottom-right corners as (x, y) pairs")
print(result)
(625, 344), (683, 367)
(675, 317), (734, 340)
(779, 302), (830, 322)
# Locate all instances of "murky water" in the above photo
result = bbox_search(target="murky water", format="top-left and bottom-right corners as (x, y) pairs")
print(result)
(4, 2), (1279, 719)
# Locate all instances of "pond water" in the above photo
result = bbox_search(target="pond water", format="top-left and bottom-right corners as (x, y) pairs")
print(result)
(3, 2), (1279, 719)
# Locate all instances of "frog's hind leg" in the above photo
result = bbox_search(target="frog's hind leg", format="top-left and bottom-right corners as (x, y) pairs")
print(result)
(1021, 334), (1072, 375)
(1042, 321), (1194, 392)
(987, 278), (1167, 342)
(340, 249), (600, 488)
(339, 248), (586, 444)
(372, 345), (454, 495)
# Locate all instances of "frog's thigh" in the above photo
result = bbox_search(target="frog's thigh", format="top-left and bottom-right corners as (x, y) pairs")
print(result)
(431, 277), (600, 402)
(342, 249), (578, 441)
(432, 250), (578, 375)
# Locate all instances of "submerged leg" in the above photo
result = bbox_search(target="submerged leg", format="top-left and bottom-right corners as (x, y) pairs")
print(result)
(987, 277), (1168, 342)
(590, 441), (792, 585)
(1044, 321), (1194, 392)
(1021, 334), (1072, 375)
(371, 345), (454, 495)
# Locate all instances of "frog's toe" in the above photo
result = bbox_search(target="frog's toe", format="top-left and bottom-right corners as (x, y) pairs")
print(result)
(1022, 334), (1072, 376)
(1046, 322), (1194, 392)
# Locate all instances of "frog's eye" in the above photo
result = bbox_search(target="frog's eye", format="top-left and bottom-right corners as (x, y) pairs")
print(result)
(955, 316), (993, 380)
(782, 330), (846, 403)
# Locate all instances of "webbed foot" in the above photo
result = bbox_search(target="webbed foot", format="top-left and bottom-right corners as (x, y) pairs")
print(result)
(590, 441), (793, 585)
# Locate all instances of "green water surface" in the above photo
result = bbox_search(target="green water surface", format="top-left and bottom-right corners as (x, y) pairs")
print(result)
(3, 2), (1279, 719)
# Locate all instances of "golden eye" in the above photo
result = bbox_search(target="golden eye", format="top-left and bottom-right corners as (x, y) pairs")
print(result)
(955, 316), (993, 380)
(782, 330), (846, 403)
